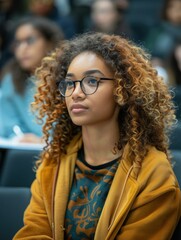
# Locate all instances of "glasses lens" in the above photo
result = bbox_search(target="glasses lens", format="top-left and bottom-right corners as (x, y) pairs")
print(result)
(26, 36), (38, 45)
(82, 76), (98, 95)
(59, 79), (74, 97)
(13, 40), (21, 49)
(13, 36), (38, 50)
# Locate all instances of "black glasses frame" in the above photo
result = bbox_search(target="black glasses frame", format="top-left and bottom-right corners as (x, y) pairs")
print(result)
(58, 76), (114, 97)
(13, 35), (41, 50)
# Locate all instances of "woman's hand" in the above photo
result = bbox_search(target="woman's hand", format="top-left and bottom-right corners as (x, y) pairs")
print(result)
(12, 133), (44, 144)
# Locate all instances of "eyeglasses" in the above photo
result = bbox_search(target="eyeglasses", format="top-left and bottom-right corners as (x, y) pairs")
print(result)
(13, 36), (40, 50)
(58, 76), (114, 97)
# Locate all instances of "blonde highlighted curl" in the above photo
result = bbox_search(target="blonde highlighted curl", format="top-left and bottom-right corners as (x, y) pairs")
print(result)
(32, 32), (176, 169)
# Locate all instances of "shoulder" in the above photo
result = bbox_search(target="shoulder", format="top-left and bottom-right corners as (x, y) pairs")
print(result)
(123, 144), (178, 189)
(141, 147), (173, 176)
(1, 73), (14, 96)
(138, 146), (179, 192)
(1, 73), (13, 86)
(128, 147), (181, 221)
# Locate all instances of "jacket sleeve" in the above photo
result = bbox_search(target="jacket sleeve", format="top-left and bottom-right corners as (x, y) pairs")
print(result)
(116, 184), (181, 240)
(13, 164), (53, 239)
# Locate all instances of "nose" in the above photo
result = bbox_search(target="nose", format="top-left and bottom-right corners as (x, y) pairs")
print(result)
(15, 42), (28, 56)
(71, 81), (85, 99)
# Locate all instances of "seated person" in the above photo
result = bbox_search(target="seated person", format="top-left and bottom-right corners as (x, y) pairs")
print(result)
(0, 16), (64, 143)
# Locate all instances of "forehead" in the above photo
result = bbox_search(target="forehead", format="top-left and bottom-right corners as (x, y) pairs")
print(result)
(93, 0), (115, 9)
(15, 24), (38, 38)
(168, 0), (181, 8)
(67, 51), (113, 75)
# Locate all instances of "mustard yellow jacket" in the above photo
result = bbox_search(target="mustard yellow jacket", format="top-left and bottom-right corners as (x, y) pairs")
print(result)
(14, 134), (181, 240)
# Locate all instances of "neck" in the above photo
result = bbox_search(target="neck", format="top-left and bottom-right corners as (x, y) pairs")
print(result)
(82, 122), (121, 166)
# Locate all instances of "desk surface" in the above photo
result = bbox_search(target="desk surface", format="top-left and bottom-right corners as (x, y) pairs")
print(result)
(0, 138), (44, 151)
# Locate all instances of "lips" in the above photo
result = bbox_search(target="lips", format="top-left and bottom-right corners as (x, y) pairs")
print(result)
(70, 104), (88, 113)
(19, 56), (31, 63)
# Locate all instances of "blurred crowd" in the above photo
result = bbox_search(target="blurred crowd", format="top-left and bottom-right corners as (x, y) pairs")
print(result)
(0, 0), (181, 142)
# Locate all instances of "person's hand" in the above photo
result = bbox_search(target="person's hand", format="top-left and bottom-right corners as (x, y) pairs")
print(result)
(12, 133), (44, 144)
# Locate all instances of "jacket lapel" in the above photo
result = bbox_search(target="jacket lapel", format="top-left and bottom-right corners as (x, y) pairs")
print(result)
(54, 134), (82, 240)
(95, 150), (139, 240)
(41, 164), (57, 223)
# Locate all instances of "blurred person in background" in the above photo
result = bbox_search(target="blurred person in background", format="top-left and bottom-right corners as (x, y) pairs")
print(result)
(0, 0), (26, 71)
(150, 57), (170, 86)
(69, 0), (93, 34)
(54, 0), (71, 16)
(144, 0), (181, 87)
(27, 0), (76, 39)
(113, 0), (129, 11)
(168, 38), (181, 86)
(89, 0), (133, 40)
(0, 17), (64, 142)
(167, 38), (181, 121)
(145, 0), (181, 61)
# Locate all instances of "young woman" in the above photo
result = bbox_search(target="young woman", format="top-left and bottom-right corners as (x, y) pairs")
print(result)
(0, 17), (64, 142)
(14, 32), (181, 239)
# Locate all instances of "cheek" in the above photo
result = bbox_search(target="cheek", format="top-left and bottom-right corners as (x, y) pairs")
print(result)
(65, 98), (71, 113)
(65, 97), (69, 107)
(34, 45), (46, 59)
(14, 51), (20, 60)
(32, 40), (48, 58)
(92, 91), (116, 114)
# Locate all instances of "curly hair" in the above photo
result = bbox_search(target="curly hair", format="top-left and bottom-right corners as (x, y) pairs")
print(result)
(32, 32), (176, 169)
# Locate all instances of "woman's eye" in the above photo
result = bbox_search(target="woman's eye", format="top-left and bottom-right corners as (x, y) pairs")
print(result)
(27, 36), (37, 45)
(66, 80), (74, 88)
(86, 77), (98, 86)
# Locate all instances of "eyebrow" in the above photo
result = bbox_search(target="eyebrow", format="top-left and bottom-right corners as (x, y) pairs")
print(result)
(66, 69), (105, 78)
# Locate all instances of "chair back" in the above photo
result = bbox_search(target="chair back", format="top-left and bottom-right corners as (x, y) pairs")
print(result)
(170, 121), (181, 151)
(173, 87), (181, 120)
(0, 187), (31, 240)
(172, 150), (181, 187)
(171, 217), (181, 240)
(0, 149), (40, 187)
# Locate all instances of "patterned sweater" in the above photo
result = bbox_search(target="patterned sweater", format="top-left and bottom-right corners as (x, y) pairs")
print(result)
(65, 148), (120, 239)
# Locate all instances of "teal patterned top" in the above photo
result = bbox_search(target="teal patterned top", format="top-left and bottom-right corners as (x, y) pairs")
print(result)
(64, 147), (120, 239)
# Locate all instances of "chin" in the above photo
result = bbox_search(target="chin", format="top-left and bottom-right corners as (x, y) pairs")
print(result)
(71, 117), (89, 126)
(20, 64), (33, 72)
(69, 113), (95, 127)
(71, 118), (97, 127)
(71, 119), (84, 126)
